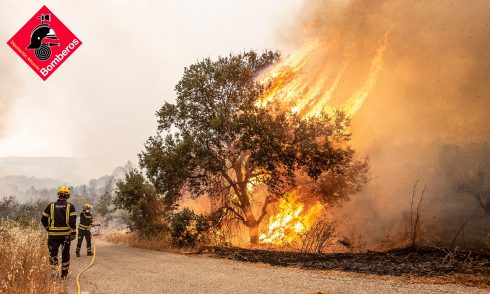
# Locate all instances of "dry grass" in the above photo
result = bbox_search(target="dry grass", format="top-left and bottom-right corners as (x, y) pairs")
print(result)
(104, 231), (177, 252)
(0, 220), (61, 294)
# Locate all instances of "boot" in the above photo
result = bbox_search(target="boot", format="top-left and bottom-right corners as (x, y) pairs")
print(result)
(87, 251), (93, 256)
(60, 270), (69, 279)
(76, 251), (80, 257)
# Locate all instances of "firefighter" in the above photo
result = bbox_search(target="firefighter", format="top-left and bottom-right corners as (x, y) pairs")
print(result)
(76, 204), (93, 257)
(41, 186), (77, 278)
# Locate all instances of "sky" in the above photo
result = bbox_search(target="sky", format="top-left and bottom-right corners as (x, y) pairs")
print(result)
(0, 0), (304, 177)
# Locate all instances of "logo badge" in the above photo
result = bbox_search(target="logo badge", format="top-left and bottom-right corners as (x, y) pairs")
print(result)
(7, 6), (82, 80)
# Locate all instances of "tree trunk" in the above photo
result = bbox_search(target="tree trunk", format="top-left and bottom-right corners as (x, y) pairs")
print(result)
(248, 223), (259, 244)
(224, 159), (271, 245)
(243, 205), (259, 244)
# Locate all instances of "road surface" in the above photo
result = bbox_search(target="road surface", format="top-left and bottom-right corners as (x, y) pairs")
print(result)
(66, 240), (485, 294)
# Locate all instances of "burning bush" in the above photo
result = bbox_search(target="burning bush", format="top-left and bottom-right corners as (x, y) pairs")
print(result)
(259, 193), (323, 245)
(0, 220), (60, 294)
(170, 208), (209, 247)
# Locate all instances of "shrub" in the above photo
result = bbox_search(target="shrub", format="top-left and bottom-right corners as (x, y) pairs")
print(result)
(170, 208), (209, 247)
(300, 217), (337, 253)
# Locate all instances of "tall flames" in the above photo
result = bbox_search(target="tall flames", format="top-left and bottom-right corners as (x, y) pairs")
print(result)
(257, 34), (388, 118)
(259, 193), (323, 245)
(257, 34), (388, 244)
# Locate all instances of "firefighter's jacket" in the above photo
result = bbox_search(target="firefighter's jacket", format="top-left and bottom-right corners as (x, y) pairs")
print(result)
(41, 199), (77, 239)
(78, 211), (93, 231)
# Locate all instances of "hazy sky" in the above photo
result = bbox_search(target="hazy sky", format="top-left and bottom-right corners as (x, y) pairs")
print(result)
(0, 0), (303, 176)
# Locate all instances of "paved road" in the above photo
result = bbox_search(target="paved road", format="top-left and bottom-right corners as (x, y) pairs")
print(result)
(66, 240), (486, 294)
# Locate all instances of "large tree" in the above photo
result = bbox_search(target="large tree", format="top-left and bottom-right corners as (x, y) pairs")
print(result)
(140, 51), (355, 243)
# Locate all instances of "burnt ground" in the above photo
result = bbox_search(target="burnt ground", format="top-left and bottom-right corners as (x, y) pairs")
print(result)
(199, 246), (490, 287)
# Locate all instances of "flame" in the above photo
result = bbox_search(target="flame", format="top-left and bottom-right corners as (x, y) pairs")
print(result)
(257, 33), (388, 118)
(256, 33), (388, 245)
(259, 192), (323, 244)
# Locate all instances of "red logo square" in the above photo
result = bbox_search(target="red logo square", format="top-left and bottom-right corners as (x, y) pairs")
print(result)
(7, 6), (82, 81)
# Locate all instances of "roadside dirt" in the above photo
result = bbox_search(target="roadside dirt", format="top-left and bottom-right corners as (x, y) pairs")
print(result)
(65, 240), (488, 294)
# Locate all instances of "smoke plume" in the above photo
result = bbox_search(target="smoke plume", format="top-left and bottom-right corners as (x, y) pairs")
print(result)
(287, 0), (490, 248)
(0, 59), (15, 138)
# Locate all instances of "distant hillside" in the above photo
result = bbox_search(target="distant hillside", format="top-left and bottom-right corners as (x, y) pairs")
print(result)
(0, 176), (64, 201)
(0, 159), (134, 202)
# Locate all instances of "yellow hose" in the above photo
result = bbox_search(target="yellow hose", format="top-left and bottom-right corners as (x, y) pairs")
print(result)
(76, 238), (96, 294)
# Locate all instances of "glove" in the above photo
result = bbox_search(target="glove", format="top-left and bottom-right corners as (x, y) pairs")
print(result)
(69, 233), (76, 241)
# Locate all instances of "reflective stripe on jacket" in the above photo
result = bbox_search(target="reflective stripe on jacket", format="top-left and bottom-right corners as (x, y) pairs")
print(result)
(78, 212), (93, 230)
(41, 200), (76, 237)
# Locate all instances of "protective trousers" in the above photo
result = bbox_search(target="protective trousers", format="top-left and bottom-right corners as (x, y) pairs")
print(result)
(76, 229), (92, 254)
(48, 237), (71, 277)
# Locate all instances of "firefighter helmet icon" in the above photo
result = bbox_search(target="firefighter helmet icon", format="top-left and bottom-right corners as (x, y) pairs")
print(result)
(26, 13), (59, 60)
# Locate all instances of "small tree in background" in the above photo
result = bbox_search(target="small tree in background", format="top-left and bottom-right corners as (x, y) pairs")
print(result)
(0, 196), (17, 219)
(94, 192), (114, 220)
(139, 51), (357, 243)
(114, 170), (167, 236)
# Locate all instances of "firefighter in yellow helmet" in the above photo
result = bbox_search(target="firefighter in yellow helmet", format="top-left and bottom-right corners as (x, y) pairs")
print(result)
(76, 203), (94, 257)
(40, 186), (77, 278)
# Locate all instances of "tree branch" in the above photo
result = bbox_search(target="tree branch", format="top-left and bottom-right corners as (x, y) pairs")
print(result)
(256, 196), (278, 225)
(224, 206), (246, 223)
(221, 172), (240, 200)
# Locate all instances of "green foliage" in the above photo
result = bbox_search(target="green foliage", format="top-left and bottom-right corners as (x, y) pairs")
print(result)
(114, 170), (167, 236)
(141, 51), (282, 200)
(170, 208), (209, 247)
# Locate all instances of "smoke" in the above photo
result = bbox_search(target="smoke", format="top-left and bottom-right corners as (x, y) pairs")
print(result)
(0, 0), (31, 140)
(288, 0), (490, 248)
(0, 57), (17, 138)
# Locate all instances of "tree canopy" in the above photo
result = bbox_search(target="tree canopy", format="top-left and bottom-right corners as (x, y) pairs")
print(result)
(139, 50), (359, 243)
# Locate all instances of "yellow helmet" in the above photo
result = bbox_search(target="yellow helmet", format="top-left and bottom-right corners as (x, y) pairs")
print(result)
(83, 204), (91, 210)
(57, 186), (71, 198)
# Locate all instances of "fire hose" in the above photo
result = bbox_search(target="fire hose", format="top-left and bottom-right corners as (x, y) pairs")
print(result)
(76, 237), (96, 294)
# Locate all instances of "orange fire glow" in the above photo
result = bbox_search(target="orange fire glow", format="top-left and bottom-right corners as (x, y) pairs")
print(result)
(257, 34), (388, 244)
(256, 34), (387, 118)
(259, 192), (323, 244)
